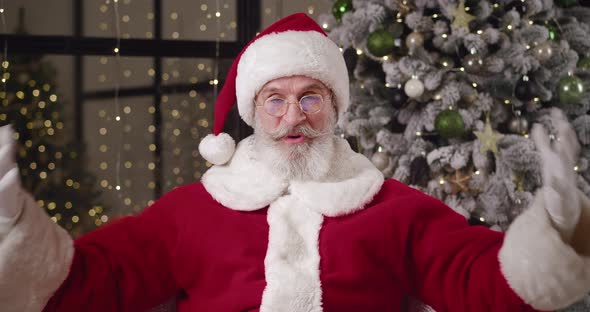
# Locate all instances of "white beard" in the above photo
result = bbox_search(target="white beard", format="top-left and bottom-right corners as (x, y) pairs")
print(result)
(253, 120), (336, 182)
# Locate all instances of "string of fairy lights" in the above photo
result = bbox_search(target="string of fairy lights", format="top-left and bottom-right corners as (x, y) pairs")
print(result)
(1, 1), (581, 230)
(0, 3), (108, 229)
(82, 1), (324, 216)
(0, 0), (7, 93)
(93, 1), (241, 213)
(325, 0), (583, 223)
(112, 0), (123, 195)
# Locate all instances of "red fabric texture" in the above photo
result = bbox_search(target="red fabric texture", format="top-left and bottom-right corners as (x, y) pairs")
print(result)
(213, 12), (327, 134)
(43, 179), (538, 312)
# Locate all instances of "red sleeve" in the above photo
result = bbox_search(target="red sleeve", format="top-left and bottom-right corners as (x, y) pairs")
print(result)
(399, 190), (540, 312)
(43, 186), (188, 312)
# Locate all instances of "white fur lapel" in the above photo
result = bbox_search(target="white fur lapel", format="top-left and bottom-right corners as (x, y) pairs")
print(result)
(201, 136), (288, 211)
(201, 135), (383, 312)
(260, 194), (324, 312)
(202, 135), (384, 215)
(288, 142), (384, 217)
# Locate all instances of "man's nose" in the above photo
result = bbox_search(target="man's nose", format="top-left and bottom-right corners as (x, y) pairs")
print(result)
(282, 102), (306, 126)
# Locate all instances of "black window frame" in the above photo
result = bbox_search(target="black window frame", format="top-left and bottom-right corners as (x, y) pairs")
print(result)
(0, 0), (260, 198)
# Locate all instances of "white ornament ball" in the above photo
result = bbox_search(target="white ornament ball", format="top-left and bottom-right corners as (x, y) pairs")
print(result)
(404, 78), (424, 98)
(371, 151), (390, 171)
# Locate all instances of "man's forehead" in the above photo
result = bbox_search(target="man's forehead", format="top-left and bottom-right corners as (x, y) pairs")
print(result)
(259, 76), (329, 93)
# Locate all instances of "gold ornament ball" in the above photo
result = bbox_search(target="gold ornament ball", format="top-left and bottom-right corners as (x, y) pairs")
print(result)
(371, 151), (390, 171)
(405, 31), (424, 50)
(439, 56), (455, 69)
(558, 75), (585, 104)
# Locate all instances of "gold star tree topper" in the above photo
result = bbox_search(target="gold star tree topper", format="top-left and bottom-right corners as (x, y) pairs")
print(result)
(451, 0), (476, 31)
(475, 117), (504, 155)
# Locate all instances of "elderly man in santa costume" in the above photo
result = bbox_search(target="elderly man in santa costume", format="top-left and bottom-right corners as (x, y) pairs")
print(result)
(0, 13), (589, 312)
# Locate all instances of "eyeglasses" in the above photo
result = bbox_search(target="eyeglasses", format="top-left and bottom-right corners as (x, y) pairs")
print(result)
(255, 94), (328, 117)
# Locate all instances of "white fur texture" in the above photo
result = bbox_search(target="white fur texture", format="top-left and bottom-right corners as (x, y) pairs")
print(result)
(260, 195), (324, 312)
(202, 135), (383, 311)
(198, 132), (236, 165)
(0, 191), (74, 312)
(289, 140), (384, 217)
(0, 168), (21, 219)
(202, 136), (288, 211)
(235, 31), (349, 127)
(499, 189), (590, 310)
(202, 135), (383, 214)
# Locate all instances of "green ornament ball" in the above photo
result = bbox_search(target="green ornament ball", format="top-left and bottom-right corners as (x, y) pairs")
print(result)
(367, 29), (396, 57)
(578, 56), (590, 70)
(545, 23), (559, 41)
(332, 0), (353, 22)
(558, 75), (585, 104)
(435, 110), (465, 139)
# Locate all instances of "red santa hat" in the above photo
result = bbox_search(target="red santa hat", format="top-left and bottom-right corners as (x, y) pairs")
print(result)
(198, 13), (349, 165)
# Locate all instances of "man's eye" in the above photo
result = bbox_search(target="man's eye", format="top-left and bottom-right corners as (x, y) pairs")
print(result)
(269, 98), (285, 105)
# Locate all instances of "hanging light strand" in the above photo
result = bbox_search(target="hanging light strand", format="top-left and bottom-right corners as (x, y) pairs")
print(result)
(112, 0), (123, 191)
(212, 0), (221, 101)
(0, 0), (8, 93)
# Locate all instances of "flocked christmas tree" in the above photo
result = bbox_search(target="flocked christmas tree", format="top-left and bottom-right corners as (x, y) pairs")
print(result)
(0, 8), (105, 237)
(321, 0), (590, 310)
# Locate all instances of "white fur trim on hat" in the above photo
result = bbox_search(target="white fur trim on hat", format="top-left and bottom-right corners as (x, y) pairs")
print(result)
(198, 132), (236, 165)
(236, 30), (349, 126)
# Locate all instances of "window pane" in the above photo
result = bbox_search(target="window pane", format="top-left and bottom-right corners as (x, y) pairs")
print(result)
(161, 57), (218, 86)
(0, 54), (98, 235)
(3, 0), (73, 36)
(161, 92), (213, 192)
(162, 0), (237, 41)
(84, 56), (152, 91)
(83, 96), (156, 216)
(161, 57), (216, 191)
(260, 0), (331, 28)
(85, 0), (154, 39)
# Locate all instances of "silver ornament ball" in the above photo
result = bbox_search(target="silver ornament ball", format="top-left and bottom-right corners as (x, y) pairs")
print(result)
(534, 41), (554, 63)
(508, 117), (529, 134)
(371, 151), (390, 171)
(404, 78), (425, 98)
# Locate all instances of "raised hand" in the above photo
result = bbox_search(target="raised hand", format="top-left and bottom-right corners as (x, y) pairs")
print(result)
(0, 125), (23, 219)
(531, 109), (581, 242)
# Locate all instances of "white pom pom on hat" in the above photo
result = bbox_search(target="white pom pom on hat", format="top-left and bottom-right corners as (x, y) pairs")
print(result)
(198, 12), (349, 165)
(198, 133), (235, 166)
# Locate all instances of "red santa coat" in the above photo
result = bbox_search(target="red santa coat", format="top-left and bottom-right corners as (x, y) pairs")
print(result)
(41, 136), (538, 312)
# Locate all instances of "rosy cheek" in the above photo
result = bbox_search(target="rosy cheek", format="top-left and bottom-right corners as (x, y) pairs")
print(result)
(259, 114), (281, 131)
(308, 114), (324, 129)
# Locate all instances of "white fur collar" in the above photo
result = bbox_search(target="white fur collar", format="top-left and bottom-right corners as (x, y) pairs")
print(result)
(202, 135), (384, 216)
(202, 135), (384, 311)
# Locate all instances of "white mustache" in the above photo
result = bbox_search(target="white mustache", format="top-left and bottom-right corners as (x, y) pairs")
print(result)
(267, 123), (329, 140)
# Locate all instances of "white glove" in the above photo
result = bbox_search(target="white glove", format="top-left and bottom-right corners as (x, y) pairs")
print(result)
(531, 109), (581, 243)
(0, 125), (23, 220)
